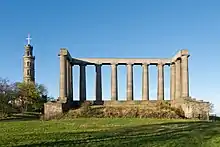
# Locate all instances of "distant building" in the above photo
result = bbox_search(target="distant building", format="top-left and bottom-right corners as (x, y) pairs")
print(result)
(23, 34), (35, 83)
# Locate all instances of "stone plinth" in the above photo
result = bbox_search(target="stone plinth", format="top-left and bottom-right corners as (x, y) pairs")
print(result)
(171, 97), (210, 120)
(44, 102), (63, 120)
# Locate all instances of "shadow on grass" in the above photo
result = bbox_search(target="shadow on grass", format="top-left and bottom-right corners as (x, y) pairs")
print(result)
(16, 121), (220, 147)
(0, 112), (40, 122)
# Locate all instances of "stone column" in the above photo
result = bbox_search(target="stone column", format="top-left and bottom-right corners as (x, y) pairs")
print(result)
(126, 63), (133, 100)
(157, 63), (164, 100)
(95, 64), (102, 101)
(175, 59), (181, 99)
(69, 63), (73, 101)
(170, 63), (176, 100)
(79, 64), (86, 101)
(111, 63), (118, 101)
(142, 63), (149, 100)
(66, 60), (70, 100)
(181, 55), (189, 97)
(59, 55), (67, 102)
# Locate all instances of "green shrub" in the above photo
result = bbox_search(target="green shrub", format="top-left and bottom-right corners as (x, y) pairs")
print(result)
(80, 101), (92, 117)
(0, 103), (14, 119)
(0, 112), (8, 119)
(88, 107), (104, 118)
(173, 106), (185, 118)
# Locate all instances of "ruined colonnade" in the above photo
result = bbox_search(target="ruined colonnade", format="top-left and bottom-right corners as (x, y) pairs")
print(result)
(58, 49), (189, 103)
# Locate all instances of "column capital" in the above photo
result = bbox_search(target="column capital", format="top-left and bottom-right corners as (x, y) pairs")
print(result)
(58, 53), (67, 58)
(142, 62), (149, 66)
(96, 61), (103, 65)
(96, 64), (102, 72)
(69, 60), (73, 66)
(80, 63), (87, 67)
(111, 63), (118, 69)
(176, 58), (181, 63)
(170, 62), (175, 65)
(181, 50), (190, 57)
(170, 62), (175, 67)
(58, 48), (72, 59)
(126, 63), (133, 67)
(157, 62), (164, 67)
(111, 62), (118, 66)
(181, 55), (189, 59)
(95, 63), (102, 66)
(171, 62), (175, 66)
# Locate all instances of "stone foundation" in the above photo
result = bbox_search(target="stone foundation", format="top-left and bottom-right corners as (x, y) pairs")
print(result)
(44, 98), (210, 120)
(64, 100), (170, 107)
(44, 102), (63, 120)
(171, 97), (210, 120)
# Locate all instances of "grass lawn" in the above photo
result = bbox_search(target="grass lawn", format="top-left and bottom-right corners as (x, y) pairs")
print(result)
(0, 118), (220, 147)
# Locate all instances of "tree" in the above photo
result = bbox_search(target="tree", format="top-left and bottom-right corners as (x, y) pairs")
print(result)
(14, 82), (48, 113)
(0, 78), (16, 118)
(32, 83), (49, 112)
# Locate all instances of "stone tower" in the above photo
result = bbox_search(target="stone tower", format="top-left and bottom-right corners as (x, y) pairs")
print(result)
(23, 34), (35, 83)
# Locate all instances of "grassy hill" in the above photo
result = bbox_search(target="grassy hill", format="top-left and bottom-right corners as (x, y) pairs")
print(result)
(0, 118), (219, 147)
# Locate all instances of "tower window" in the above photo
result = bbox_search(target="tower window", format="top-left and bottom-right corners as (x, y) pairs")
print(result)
(27, 69), (31, 76)
(27, 51), (30, 56)
(27, 61), (30, 67)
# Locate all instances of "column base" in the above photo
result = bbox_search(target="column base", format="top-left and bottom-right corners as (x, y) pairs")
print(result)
(127, 98), (133, 101)
(93, 100), (104, 105)
(58, 97), (67, 103)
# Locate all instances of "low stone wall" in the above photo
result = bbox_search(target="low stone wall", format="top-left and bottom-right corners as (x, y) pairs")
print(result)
(171, 97), (210, 120)
(44, 98), (210, 120)
(44, 102), (63, 120)
(44, 102), (72, 120)
(44, 100), (170, 119)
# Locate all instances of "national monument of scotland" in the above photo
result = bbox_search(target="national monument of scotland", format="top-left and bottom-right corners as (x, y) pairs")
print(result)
(44, 48), (210, 119)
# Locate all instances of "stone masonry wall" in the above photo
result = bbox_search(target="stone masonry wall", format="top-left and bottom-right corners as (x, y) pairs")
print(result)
(44, 102), (63, 120)
(44, 98), (210, 120)
(171, 97), (210, 120)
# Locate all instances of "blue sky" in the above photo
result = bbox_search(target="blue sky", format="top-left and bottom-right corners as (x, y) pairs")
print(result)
(0, 0), (220, 114)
